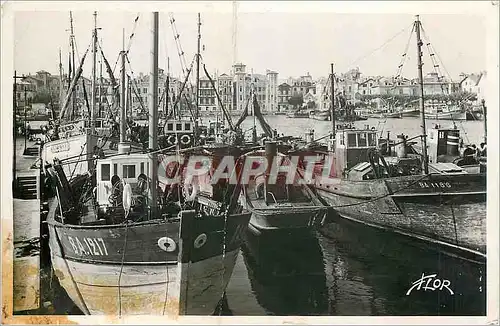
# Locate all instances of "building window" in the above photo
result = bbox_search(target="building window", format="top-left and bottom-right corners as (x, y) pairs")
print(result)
(123, 165), (136, 179)
(240, 95), (242, 101)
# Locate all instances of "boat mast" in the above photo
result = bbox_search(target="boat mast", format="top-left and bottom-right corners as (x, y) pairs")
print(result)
(148, 12), (159, 219)
(58, 49), (64, 105)
(482, 99), (487, 143)
(415, 15), (429, 174)
(119, 28), (127, 152)
(195, 13), (201, 144)
(90, 11), (98, 134)
(69, 11), (76, 119)
(99, 38), (103, 118)
(166, 57), (170, 117)
(330, 63), (335, 138)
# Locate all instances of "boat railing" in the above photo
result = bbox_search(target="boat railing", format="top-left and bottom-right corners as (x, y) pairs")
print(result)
(266, 191), (278, 205)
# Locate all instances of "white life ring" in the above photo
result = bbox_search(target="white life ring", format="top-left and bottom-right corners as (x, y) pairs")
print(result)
(180, 134), (191, 145)
(157, 237), (177, 252)
(167, 134), (178, 145)
(183, 182), (198, 201)
(122, 182), (132, 211)
(194, 233), (207, 249)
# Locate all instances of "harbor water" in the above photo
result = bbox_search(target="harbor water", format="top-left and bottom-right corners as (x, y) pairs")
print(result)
(16, 116), (486, 316)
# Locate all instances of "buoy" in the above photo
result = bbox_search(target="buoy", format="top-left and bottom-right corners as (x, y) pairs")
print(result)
(157, 237), (176, 252)
(180, 134), (191, 145)
(167, 134), (178, 145)
(194, 233), (207, 249)
(122, 183), (132, 211)
(184, 182), (198, 201)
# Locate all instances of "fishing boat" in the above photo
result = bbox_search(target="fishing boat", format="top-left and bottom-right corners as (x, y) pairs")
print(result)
(293, 16), (486, 263)
(42, 12), (251, 315)
(287, 109), (310, 118)
(309, 110), (330, 121)
(424, 102), (466, 120)
(240, 141), (328, 235)
(399, 105), (420, 117)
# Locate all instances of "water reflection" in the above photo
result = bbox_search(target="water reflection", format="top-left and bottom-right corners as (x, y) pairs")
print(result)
(319, 218), (486, 316)
(241, 229), (331, 316)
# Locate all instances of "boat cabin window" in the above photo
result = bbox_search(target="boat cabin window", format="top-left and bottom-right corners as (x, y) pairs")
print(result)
(368, 133), (376, 146)
(167, 123), (174, 131)
(101, 164), (111, 181)
(348, 133), (357, 147)
(113, 164), (118, 176)
(185, 123), (191, 130)
(176, 123), (182, 131)
(140, 162), (144, 174)
(123, 165), (136, 179)
(358, 133), (367, 147)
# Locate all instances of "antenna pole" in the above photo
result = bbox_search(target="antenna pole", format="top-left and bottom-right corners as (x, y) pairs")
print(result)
(415, 15), (429, 174)
(148, 12), (159, 219)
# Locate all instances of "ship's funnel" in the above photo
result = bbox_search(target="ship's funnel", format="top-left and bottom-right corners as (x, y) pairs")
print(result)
(447, 130), (460, 156)
(396, 134), (407, 158)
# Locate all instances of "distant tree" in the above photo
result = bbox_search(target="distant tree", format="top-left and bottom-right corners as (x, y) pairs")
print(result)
(288, 94), (304, 110)
(32, 89), (53, 104)
(307, 100), (316, 109)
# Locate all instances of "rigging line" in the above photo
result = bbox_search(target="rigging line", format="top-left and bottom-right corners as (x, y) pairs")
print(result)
(117, 218), (130, 317)
(394, 23), (415, 80)
(125, 54), (147, 113)
(419, 29), (461, 125)
(420, 25), (453, 81)
(125, 13), (141, 55)
(168, 13), (191, 76)
(346, 22), (413, 69)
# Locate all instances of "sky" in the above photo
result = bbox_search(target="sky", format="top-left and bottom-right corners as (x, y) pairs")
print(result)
(11, 2), (492, 82)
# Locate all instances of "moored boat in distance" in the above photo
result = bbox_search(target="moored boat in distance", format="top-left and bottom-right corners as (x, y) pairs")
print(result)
(287, 109), (310, 118)
(424, 102), (466, 120)
(309, 110), (330, 121)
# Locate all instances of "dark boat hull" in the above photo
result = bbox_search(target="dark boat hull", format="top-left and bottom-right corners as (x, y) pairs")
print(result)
(315, 173), (486, 263)
(246, 206), (327, 235)
(47, 199), (251, 315)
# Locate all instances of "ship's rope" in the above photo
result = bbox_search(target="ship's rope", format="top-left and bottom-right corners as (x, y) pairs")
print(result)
(125, 13), (141, 56)
(117, 213), (130, 316)
(125, 54), (148, 114)
(168, 12), (196, 96)
(161, 222), (170, 315)
(217, 153), (241, 315)
(68, 141), (88, 180)
(346, 23), (413, 70)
